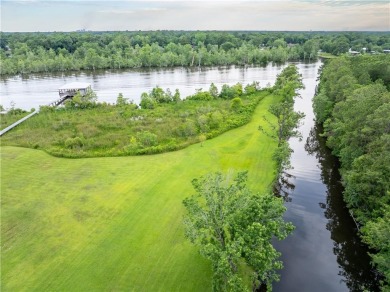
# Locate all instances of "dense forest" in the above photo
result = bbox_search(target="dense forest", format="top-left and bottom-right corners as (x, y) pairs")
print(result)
(313, 55), (390, 289)
(1, 31), (389, 75)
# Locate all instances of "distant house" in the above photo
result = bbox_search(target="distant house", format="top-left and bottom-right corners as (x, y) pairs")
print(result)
(348, 48), (360, 56)
(58, 82), (92, 99)
(383, 49), (390, 54)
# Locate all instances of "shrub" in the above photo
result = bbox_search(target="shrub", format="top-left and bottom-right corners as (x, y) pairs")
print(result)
(176, 120), (198, 137)
(123, 136), (139, 153)
(188, 89), (214, 101)
(8, 108), (27, 115)
(151, 86), (171, 103)
(219, 83), (243, 99)
(231, 97), (243, 112)
(244, 81), (260, 95)
(209, 111), (224, 129)
(209, 83), (219, 97)
(219, 84), (235, 99)
(137, 131), (158, 147)
(173, 89), (181, 102)
(116, 93), (128, 106)
(140, 93), (157, 109)
(232, 83), (243, 96)
(197, 114), (210, 132)
(65, 136), (84, 149)
(65, 90), (98, 109)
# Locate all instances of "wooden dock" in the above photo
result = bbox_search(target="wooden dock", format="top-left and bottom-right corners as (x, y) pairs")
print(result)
(0, 82), (92, 137)
(48, 96), (71, 107)
(0, 96), (70, 137)
(0, 95), (69, 137)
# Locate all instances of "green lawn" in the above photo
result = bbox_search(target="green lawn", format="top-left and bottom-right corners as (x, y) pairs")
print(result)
(1, 94), (279, 292)
(318, 52), (338, 59)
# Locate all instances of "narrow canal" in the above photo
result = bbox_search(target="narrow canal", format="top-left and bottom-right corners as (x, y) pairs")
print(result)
(273, 62), (380, 291)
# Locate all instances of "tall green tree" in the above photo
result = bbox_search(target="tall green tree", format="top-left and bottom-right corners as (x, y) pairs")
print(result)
(268, 101), (305, 147)
(259, 65), (305, 178)
(183, 172), (294, 291)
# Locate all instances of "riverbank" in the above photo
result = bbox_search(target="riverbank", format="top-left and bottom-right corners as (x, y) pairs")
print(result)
(0, 88), (267, 158)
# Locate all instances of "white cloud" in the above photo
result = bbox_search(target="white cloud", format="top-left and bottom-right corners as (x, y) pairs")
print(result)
(98, 9), (135, 14)
(1, 0), (389, 31)
(141, 7), (167, 11)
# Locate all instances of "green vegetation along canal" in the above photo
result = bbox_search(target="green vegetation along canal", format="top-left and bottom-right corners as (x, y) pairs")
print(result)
(273, 62), (380, 291)
(1, 62), (380, 290)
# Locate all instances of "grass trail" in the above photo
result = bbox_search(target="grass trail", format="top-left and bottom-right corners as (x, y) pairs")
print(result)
(1, 94), (279, 291)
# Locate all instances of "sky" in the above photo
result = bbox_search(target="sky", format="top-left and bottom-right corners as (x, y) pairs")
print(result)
(1, 0), (389, 32)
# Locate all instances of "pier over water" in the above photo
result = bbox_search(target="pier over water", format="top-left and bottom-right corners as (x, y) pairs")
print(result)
(0, 82), (91, 136)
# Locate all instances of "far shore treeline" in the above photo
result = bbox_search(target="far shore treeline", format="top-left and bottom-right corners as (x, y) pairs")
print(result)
(0, 31), (389, 75)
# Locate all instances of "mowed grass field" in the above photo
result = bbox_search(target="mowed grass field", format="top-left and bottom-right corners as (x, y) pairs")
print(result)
(1, 94), (279, 292)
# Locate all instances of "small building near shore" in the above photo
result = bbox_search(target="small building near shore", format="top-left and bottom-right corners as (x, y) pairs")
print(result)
(348, 48), (360, 56)
(58, 82), (92, 98)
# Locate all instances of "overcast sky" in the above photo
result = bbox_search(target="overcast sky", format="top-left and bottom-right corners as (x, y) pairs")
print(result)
(1, 0), (389, 32)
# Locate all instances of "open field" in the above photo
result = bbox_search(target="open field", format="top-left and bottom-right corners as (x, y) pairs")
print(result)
(317, 52), (338, 59)
(1, 94), (279, 291)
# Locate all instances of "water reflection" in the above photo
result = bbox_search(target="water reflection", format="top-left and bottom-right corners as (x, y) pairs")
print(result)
(0, 64), (283, 110)
(274, 171), (295, 203)
(305, 124), (381, 292)
(273, 62), (379, 292)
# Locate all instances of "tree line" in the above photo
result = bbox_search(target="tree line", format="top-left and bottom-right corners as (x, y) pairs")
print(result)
(313, 55), (390, 289)
(1, 31), (389, 75)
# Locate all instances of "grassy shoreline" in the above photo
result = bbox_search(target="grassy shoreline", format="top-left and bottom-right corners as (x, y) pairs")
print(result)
(1, 93), (280, 291)
(0, 111), (32, 131)
(1, 90), (267, 158)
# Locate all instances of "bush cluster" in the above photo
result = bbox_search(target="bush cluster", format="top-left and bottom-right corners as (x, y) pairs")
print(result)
(1, 83), (268, 158)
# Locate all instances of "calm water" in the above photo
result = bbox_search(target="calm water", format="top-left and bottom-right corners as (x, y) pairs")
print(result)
(0, 64), (282, 110)
(0, 63), (379, 290)
(273, 62), (379, 291)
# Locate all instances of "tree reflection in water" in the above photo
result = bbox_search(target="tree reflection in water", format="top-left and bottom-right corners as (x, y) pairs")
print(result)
(273, 171), (295, 203)
(305, 124), (382, 292)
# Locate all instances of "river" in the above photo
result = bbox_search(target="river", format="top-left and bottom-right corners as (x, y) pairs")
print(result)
(0, 64), (281, 111)
(0, 63), (379, 290)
